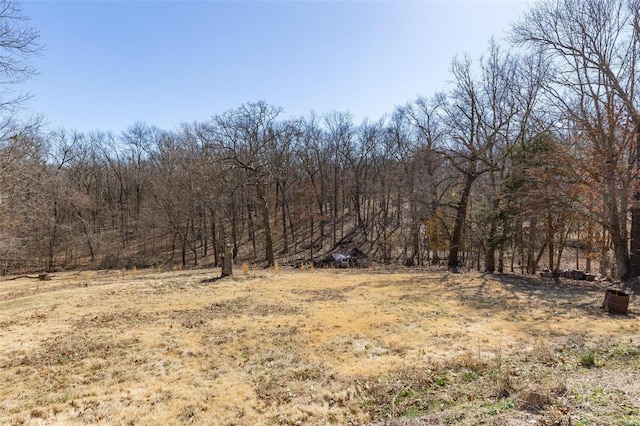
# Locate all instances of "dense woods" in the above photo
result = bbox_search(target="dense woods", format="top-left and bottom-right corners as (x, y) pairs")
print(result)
(2, 0), (640, 279)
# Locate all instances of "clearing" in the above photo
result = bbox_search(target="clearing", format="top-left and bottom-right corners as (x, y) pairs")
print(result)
(0, 268), (638, 425)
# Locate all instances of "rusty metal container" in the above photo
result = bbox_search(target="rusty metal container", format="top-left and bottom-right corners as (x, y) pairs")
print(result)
(603, 289), (630, 314)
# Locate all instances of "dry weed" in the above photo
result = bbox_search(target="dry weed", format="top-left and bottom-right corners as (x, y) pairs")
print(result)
(293, 287), (348, 302)
(0, 269), (638, 425)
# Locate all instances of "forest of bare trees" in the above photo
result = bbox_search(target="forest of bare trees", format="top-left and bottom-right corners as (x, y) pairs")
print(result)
(2, 0), (640, 280)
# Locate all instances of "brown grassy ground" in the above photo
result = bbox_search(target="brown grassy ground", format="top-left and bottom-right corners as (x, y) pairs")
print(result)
(0, 267), (638, 425)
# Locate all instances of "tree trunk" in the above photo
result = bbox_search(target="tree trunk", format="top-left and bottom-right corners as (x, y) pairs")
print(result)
(256, 182), (275, 267)
(221, 241), (233, 277)
(202, 210), (208, 258)
(48, 201), (59, 272)
(231, 197), (239, 260)
(485, 210), (498, 273)
(448, 173), (475, 272)
(547, 215), (554, 271)
(247, 201), (257, 260)
(78, 213), (95, 262)
(629, 122), (640, 277)
(278, 181), (288, 255)
(210, 216), (219, 267)
(410, 216), (420, 266)
(608, 180), (631, 279)
(485, 246), (496, 274)
(554, 224), (570, 272)
(527, 217), (538, 274)
(484, 169), (501, 274)
(586, 224), (593, 273)
(309, 216), (314, 261)
(611, 215), (630, 280)
(333, 161), (338, 246)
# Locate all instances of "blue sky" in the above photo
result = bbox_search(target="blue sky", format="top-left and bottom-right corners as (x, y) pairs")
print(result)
(19, 0), (532, 134)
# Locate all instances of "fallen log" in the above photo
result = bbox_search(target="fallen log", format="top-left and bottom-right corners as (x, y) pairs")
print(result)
(6, 273), (51, 281)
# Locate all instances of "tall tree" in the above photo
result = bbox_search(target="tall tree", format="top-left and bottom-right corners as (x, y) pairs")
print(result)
(0, 0), (41, 269)
(0, 0), (40, 117)
(297, 113), (332, 259)
(393, 94), (448, 265)
(513, 0), (640, 278)
(208, 102), (289, 267)
(442, 44), (523, 272)
(324, 111), (354, 245)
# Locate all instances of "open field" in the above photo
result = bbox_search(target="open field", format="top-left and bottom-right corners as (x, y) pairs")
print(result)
(0, 268), (639, 425)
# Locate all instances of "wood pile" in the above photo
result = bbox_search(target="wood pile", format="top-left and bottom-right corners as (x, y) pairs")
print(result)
(539, 269), (596, 281)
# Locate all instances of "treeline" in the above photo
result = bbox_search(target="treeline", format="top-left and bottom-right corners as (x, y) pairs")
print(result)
(1, 0), (640, 279)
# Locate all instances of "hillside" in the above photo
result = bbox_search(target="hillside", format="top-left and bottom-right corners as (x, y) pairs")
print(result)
(0, 268), (638, 425)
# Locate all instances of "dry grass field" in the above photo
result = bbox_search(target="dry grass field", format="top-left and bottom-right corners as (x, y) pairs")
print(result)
(0, 267), (639, 425)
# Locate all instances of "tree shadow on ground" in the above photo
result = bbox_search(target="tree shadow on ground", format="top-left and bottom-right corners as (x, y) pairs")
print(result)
(489, 273), (634, 318)
(394, 271), (629, 318)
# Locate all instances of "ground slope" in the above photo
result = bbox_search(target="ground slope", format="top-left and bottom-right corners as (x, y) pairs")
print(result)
(0, 268), (638, 425)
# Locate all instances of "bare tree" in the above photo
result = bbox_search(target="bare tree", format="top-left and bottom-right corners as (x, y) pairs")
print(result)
(393, 94), (449, 265)
(0, 0), (40, 115)
(0, 0), (41, 269)
(297, 113), (332, 259)
(513, 0), (640, 278)
(324, 111), (354, 245)
(208, 102), (289, 267)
